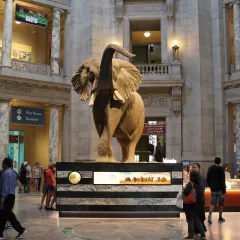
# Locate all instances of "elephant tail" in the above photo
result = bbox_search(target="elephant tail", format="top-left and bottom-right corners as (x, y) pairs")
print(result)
(99, 44), (135, 90)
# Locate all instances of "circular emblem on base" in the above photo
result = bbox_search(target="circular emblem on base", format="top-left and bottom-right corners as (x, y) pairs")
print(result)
(68, 172), (81, 185)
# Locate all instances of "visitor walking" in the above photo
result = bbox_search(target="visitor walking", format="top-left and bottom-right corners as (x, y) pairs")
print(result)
(39, 169), (48, 210)
(0, 158), (27, 239)
(207, 157), (226, 224)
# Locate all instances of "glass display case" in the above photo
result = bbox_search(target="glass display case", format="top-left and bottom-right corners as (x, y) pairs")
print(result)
(205, 179), (240, 210)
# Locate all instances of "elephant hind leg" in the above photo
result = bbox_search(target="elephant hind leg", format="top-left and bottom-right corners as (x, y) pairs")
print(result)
(117, 138), (129, 162)
(117, 138), (137, 163)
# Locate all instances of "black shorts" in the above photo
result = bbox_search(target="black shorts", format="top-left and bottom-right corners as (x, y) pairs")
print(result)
(211, 190), (225, 206)
(47, 185), (55, 191)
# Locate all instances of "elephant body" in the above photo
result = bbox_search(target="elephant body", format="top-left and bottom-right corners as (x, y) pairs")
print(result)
(71, 44), (145, 162)
(93, 90), (144, 162)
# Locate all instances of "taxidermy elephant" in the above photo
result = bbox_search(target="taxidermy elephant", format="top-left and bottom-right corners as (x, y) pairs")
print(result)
(71, 44), (145, 162)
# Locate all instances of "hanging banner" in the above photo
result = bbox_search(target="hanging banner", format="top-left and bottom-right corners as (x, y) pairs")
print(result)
(11, 106), (44, 126)
(15, 4), (48, 28)
(143, 124), (166, 135)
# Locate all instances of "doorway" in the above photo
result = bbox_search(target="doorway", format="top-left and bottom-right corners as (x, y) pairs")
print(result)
(135, 118), (166, 162)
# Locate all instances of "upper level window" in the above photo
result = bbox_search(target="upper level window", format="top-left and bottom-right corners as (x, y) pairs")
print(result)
(0, 1), (66, 67)
(130, 20), (161, 64)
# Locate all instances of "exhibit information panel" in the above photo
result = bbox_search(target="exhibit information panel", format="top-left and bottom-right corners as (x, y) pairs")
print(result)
(94, 172), (171, 185)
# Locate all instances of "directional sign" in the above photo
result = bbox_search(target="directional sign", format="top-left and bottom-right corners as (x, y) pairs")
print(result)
(11, 106), (44, 126)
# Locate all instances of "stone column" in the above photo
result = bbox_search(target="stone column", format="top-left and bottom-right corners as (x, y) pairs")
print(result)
(236, 105), (240, 171)
(0, 102), (9, 165)
(62, 105), (69, 162)
(123, 17), (130, 61)
(161, 17), (168, 64)
(48, 106), (59, 164)
(51, 8), (61, 75)
(233, 2), (240, 70)
(1, 0), (13, 67)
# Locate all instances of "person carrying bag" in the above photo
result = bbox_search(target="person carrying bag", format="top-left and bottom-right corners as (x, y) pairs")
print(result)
(183, 171), (206, 240)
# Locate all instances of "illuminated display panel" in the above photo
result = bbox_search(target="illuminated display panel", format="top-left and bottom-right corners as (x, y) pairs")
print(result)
(94, 172), (171, 185)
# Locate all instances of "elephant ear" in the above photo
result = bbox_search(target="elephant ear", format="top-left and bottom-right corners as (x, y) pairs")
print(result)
(113, 63), (142, 100)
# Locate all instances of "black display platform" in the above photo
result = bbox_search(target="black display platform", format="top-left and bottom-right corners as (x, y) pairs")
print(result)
(56, 162), (183, 218)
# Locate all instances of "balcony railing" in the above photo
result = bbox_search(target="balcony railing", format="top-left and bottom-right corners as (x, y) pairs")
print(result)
(136, 64), (170, 75)
(135, 63), (181, 81)
(12, 59), (51, 76)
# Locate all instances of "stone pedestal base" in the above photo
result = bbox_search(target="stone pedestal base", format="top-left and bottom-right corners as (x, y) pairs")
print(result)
(56, 162), (183, 218)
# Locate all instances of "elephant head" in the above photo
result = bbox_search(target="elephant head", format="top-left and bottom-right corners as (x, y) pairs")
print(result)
(71, 44), (142, 103)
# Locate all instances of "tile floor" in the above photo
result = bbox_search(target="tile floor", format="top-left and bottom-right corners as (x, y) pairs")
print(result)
(2, 193), (239, 240)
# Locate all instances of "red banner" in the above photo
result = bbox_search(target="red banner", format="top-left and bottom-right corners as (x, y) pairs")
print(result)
(143, 124), (166, 135)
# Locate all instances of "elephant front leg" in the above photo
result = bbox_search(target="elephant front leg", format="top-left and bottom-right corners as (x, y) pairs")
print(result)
(95, 108), (123, 162)
(96, 129), (116, 162)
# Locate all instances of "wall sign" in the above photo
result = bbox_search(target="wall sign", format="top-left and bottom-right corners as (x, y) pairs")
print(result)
(143, 124), (166, 135)
(15, 4), (48, 28)
(11, 106), (44, 126)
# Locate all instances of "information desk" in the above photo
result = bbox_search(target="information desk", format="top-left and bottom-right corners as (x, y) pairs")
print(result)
(56, 162), (183, 218)
(205, 179), (240, 211)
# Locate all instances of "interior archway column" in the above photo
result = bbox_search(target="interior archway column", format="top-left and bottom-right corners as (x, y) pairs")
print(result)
(0, 100), (10, 165)
(1, 0), (13, 67)
(48, 105), (60, 164)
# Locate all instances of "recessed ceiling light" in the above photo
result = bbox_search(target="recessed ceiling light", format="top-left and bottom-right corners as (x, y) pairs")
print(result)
(144, 31), (150, 38)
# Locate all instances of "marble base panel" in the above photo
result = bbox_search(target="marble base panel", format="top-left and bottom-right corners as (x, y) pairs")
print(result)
(57, 198), (177, 206)
(56, 162), (183, 217)
(57, 184), (182, 192)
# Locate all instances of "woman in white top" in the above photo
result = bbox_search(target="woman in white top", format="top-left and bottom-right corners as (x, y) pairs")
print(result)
(32, 162), (43, 192)
(183, 165), (190, 187)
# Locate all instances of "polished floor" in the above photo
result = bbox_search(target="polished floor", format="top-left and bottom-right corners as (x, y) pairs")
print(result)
(2, 193), (239, 239)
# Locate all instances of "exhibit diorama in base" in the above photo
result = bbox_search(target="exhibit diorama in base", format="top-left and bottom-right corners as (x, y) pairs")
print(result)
(56, 162), (183, 218)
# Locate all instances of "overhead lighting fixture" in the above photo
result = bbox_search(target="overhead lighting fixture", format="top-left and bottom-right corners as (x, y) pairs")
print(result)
(144, 31), (150, 38)
(15, 21), (21, 24)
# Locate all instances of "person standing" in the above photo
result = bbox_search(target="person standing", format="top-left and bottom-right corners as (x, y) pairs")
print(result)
(19, 164), (27, 193)
(183, 171), (206, 240)
(32, 162), (42, 192)
(0, 158), (27, 239)
(24, 162), (31, 193)
(192, 163), (207, 232)
(207, 157), (226, 224)
(45, 164), (56, 210)
(183, 165), (190, 186)
(37, 162), (43, 192)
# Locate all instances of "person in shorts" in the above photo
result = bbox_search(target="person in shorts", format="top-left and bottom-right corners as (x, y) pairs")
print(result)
(206, 157), (226, 224)
(45, 164), (56, 210)
(39, 169), (48, 210)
